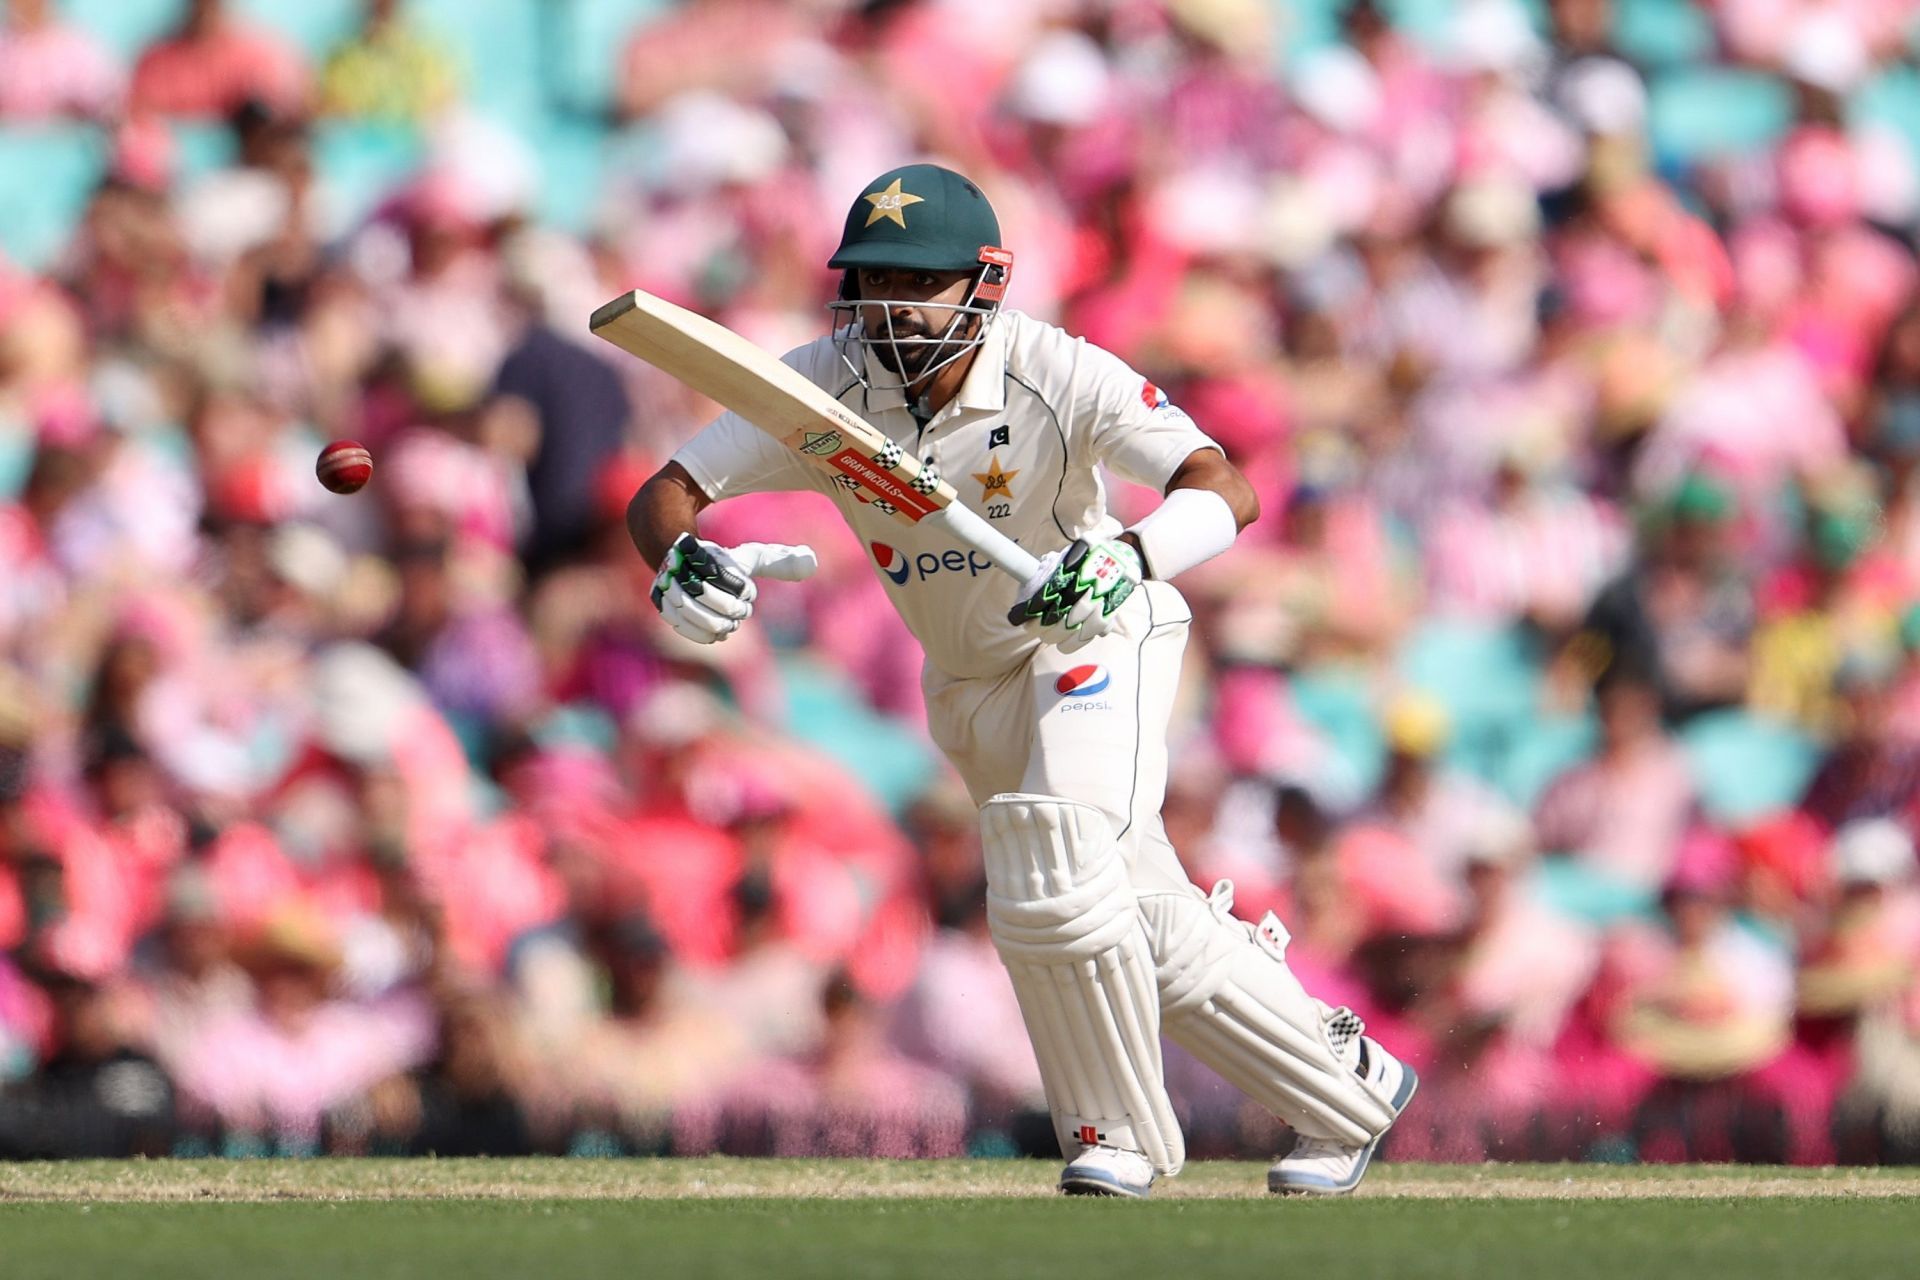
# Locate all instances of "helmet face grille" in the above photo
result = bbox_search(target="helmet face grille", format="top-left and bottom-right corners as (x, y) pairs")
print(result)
(827, 278), (1000, 397)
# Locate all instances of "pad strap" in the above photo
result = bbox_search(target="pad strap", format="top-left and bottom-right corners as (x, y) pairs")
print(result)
(1140, 881), (1399, 1145)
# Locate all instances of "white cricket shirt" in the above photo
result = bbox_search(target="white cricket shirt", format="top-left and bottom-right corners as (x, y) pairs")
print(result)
(671, 310), (1219, 679)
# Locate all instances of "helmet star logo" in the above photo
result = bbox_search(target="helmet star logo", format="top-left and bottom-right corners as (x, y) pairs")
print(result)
(972, 454), (1019, 503)
(863, 178), (925, 228)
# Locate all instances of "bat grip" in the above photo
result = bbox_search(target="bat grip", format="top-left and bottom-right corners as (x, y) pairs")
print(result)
(934, 503), (1041, 584)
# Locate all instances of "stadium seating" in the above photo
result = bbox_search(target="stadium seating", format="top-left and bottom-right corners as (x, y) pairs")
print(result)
(1496, 712), (1599, 812)
(0, 124), (107, 271)
(309, 119), (425, 231)
(525, 114), (613, 233)
(11, 0), (1919, 1177)
(551, 0), (674, 117)
(1533, 853), (1657, 925)
(1610, 0), (1713, 69)
(1395, 619), (1544, 782)
(776, 656), (939, 813)
(1647, 67), (1793, 165)
(57, 0), (183, 59)
(1677, 709), (1820, 826)
(1289, 665), (1388, 798)
(407, 0), (546, 130)
(1853, 66), (1920, 167)
(166, 119), (238, 184)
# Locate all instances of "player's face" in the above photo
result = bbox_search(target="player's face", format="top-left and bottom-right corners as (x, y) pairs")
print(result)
(854, 267), (978, 379)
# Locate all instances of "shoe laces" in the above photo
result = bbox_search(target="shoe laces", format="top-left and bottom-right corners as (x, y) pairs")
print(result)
(1287, 1135), (1350, 1162)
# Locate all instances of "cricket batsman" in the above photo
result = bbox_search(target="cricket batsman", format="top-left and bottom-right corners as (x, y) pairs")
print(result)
(627, 164), (1416, 1197)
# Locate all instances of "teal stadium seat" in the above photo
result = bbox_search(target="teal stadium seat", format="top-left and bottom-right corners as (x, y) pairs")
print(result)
(775, 656), (938, 815)
(1853, 66), (1920, 171)
(1378, 0), (1495, 51)
(1394, 619), (1543, 783)
(58, 0), (183, 59)
(1611, 0), (1712, 68)
(1288, 665), (1387, 800)
(165, 120), (237, 183)
(0, 422), (36, 501)
(1533, 854), (1658, 926)
(534, 702), (620, 757)
(1272, 0), (1339, 67)
(525, 116), (611, 233)
(310, 120), (425, 229)
(1496, 712), (1598, 812)
(0, 125), (107, 271)
(1677, 708), (1820, 826)
(405, 0), (545, 130)
(1648, 67), (1792, 165)
(552, 0), (674, 117)
(1280, 0), (1549, 65)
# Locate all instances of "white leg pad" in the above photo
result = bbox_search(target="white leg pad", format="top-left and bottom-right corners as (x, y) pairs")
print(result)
(981, 793), (1184, 1175)
(1139, 883), (1400, 1146)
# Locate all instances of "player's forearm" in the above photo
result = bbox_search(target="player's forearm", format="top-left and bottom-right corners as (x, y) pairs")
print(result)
(1123, 449), (1258, 579)
(627, 462), (711, 570)
(1166, 449), (1259, 530)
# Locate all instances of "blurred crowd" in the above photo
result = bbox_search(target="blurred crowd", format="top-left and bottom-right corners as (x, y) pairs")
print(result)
(6, 0), (1920, 1166)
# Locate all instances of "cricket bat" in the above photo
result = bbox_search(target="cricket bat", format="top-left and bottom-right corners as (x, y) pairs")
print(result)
(590, 290), (1041, 584)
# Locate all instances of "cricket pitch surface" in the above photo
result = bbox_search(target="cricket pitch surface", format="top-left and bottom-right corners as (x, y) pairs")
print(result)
(5, 1159), (1915, 1279)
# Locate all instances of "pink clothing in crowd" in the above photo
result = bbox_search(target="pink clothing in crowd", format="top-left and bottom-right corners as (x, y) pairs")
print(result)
(1608, 919), (1796, 1060)
(1456, 893), (1602, 1047)
(0, 18), (121, 120)
(169, 993), (435, 1144)
(890, 928), (1045, 1107)
(1426, 488), (1627, 623)
(1635, 343), (1847, 506)
(1534, 738), (1698, 892)
(129, 21), (308, 119)
(677, 1040), (968, 1158)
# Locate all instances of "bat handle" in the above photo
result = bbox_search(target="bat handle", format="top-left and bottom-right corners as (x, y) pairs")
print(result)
(934, 503), (1041, 584)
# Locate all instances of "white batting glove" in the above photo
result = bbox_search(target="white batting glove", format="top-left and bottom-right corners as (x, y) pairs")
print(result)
(1006, 537), (1143, 653)
(650, 533), (818, 644)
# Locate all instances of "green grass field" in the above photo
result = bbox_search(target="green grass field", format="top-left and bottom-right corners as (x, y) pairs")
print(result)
(4, 1160), (1916, 1279)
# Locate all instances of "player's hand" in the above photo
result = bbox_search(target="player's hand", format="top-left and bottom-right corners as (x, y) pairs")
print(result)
(650, 533), (818, 644)
(1006, 537), (1142, 653)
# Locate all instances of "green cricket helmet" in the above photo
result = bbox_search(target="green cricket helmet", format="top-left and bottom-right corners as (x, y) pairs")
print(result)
(827, 164), (1014, 393)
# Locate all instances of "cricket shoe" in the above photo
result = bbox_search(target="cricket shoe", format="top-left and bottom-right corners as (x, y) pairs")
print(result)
(1267, 1036), (1418, 1197)
(1059, 1144), (1154, 1198)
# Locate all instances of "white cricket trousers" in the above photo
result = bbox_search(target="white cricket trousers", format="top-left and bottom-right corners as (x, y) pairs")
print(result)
(922, 580), (1195, 899)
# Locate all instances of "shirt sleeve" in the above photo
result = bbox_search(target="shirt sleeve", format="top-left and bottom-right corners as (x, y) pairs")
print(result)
(1080, 344), (1221, 491)
(667, 345), (829, 502)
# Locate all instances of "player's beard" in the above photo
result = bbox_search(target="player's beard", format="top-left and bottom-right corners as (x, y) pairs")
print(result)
(870, 313), (972, 385)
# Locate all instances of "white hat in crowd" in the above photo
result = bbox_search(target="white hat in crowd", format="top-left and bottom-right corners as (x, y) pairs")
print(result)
(1833, 817), (1916, 887)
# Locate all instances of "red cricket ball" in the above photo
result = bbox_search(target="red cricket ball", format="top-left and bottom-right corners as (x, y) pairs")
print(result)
(316, 440), (373, 494)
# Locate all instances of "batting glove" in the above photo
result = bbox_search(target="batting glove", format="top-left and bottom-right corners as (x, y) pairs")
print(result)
(651, 533), (818, 644)
(1006, 537), (1142, 653)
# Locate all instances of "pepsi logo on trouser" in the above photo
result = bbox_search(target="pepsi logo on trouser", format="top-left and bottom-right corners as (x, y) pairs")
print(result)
(1055, 664), (1111, 698)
